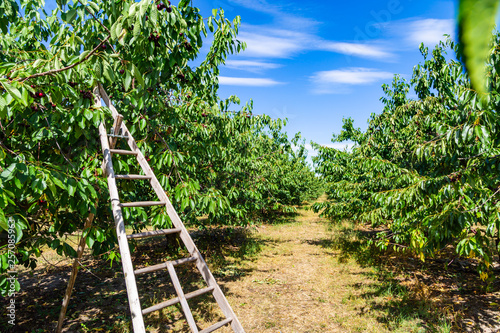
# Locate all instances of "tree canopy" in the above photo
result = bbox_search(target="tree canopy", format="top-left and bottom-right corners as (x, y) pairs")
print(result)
(314, 36), (500, 281)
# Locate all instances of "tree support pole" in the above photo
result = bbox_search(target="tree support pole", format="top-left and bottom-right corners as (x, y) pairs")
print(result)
(55, 204), (97, 333)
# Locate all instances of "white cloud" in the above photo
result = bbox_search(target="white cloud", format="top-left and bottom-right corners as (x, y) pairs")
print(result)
(238, 30), (306, 58)
(310, 68), (394, 94)
(320, 42), (393, 59)
(228, 0), (319, 30)
(224, 60), (282, 72)
(218, 76), (283, 86)
(312, 68), (394, 85)
(384, 18), (455, 48)
(406, 19), (454, 46)
(238, 27), (395, 60)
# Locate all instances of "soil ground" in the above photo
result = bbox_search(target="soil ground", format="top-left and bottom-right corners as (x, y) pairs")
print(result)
(1, 198), (499, 332)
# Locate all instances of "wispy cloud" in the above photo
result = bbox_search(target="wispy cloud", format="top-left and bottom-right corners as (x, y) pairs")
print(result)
(320, 42), (393, 59)
(312, 68), (393, 85)
(383, 18), (455, 48)
(310, 67), (394, 94)
(238, 30), (305, 58)
(405, 18), (454, 46)
(224, 60), (282, 72)
(228, 0), (319, 30)
(218, 76), (284, 86)
(239, 26), (395, 60)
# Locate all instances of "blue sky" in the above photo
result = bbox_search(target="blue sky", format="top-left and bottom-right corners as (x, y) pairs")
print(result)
(190, 0), (457, 153)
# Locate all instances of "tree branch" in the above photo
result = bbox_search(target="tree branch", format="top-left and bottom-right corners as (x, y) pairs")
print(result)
(18, 36), (110, 83)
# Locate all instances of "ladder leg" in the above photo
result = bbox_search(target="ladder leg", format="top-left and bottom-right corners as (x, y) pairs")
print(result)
(193, 254), (245, 333)
(99, 123), (145, 332)
(167, 263), (199, 333)
(114, 205), (145, 332)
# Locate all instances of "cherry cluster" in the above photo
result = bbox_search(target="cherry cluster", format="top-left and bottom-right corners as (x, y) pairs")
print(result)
(29, 85), (45, 99)
(148, 31), (161, 47)
(157, 2), (172, 12)
(183, 41), (192, 51)
(80, 89), (93, 100)
(177, 73), (188, 83)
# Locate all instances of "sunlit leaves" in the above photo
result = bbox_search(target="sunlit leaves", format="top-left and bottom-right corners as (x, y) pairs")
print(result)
(315, 35), (500, 280)
(458, 0), (499, 95)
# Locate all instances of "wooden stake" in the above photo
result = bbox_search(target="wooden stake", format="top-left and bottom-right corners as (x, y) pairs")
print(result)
(55, 204), (97, 333)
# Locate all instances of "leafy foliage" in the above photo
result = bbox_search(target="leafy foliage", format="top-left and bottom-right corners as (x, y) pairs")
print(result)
(0, 0), (320, 296)
(313, 36), (500, 280)
(458, 0), (499, 94)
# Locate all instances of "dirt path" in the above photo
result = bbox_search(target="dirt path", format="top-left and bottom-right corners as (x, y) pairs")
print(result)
(218, 205), (393, 333)
(3, 200), (499, 332)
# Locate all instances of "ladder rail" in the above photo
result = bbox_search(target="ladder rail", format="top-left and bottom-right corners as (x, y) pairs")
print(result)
(96, 84), (245, 333)
(96, 89), (145, 333)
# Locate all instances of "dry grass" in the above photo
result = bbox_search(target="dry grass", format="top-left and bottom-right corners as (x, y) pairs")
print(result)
(2, 196), (499, 332)
(214, 204), (419, 333)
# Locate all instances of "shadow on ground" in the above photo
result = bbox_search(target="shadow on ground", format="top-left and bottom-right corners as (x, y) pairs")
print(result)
(306, 220), (500, 333)
(0, 226), (268, 332)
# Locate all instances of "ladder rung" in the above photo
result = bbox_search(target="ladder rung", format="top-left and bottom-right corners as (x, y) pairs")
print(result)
(199, 318), (233, 333)
(109, 149), (138, 155)
(134, 256), (197, 275)
(142, 286), (215, 315)
(107, 133), (129, 139)
(115, 174), (152, 180)
(119, 201), (166, 208)
(127, 228), (181, 240)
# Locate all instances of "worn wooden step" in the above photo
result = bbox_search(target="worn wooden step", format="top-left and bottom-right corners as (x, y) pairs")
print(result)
(119, 201), (166, 208)
(199, 318), (233, 333)
(134, 256), (197, 275)
(115, 174), (152, 180)
(142, 286), (215, 315)
(109, 149), (138, 155)
(127, 228), (181, 240)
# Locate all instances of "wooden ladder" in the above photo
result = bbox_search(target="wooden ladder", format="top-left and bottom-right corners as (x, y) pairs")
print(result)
(94, 84), (245, 333)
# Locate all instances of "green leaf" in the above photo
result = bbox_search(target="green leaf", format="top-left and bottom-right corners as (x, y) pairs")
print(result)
(150, 6), (158, 24)
(94, 61), (102, 79)
(64, 9), (77, 23)
(88, 1), (100, 13)
(112, 20), (123, 42)
(133, 16), (141, 37)
(83, 109), (93, 121)
(85, 232), (95, 248)
(95, 228), (105, 242)
(0, 80), (23, 105)
(0, 163), (17, 182)
(67, 178), (77, 197)
(118, 28), (127, 45)
(458, 0), (499, 94)
(63, 242), (77, 258)
(79, 50), (91, 62)
(0, 208), (7, 232)
(103, 63), (115, 82)
(131, 64), (144, 86)
(124, 72), (132, 91)
(139, 0), (148, 17)
(110, 20), (119, 40)
(129, 3), (138, 17)
(51, 174), (66, 190)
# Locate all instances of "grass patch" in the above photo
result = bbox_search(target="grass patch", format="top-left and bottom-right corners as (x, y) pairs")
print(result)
(1, 197), (498, 332)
